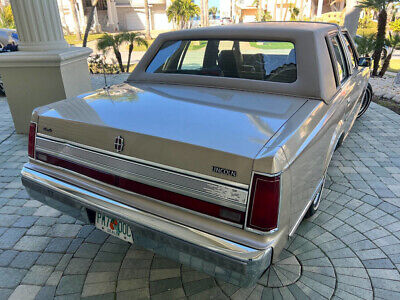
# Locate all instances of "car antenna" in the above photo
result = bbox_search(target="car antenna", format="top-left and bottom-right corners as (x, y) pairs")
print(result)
(102, 56), (110, 91)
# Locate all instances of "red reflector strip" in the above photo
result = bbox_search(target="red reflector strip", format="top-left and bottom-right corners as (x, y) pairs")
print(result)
(36, 152), (245, 224)
(247, 174), (280, 232)
(28, 123), (37, 158)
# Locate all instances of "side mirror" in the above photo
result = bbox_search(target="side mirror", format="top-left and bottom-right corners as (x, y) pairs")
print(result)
(358, 57), (371, 67)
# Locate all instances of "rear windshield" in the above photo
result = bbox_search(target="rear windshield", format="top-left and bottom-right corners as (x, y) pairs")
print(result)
(146, 40), (297, 83)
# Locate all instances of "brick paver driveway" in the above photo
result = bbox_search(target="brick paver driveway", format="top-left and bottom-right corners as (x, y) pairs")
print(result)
(0, 96), (400, 299)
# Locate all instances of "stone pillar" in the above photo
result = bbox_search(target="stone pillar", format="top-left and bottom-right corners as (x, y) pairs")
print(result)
(0, 0), (92, 134)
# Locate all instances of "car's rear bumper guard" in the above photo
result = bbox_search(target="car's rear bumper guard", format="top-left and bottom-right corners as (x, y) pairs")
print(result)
(21, 165), (272, 287)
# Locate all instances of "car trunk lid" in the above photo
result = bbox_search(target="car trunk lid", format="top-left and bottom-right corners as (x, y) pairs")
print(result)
(36, 83), (306, 185)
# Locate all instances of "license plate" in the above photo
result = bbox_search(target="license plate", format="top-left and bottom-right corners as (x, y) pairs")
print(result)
(95, 212), (133, 243)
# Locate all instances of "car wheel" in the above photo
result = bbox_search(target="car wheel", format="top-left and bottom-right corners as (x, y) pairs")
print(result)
(357, 83), (372, 118)
(0, 80), (5, 96)
(305, 176), (325, 218)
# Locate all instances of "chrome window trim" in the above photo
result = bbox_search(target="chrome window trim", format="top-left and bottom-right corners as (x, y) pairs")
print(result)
(243, 171), (282, 235)
(35, 136), (248, 211)
(36, 133), (248, 190)
(29, 160), (244, 229)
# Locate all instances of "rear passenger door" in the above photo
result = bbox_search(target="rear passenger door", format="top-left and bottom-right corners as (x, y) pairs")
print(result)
(328, 33), (357, 134)
(341, 32), (366, 126)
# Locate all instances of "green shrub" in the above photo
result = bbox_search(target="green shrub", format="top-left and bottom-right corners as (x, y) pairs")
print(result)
(390, 19), (400, 33)
(0, 5), (15, 29)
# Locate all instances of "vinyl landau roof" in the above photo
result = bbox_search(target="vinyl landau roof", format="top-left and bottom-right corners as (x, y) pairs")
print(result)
(128, 22), (340, 102)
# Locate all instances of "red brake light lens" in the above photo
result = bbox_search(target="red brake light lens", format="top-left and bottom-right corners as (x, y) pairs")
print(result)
(28, 122), (37, 158)
(247, 174), (280, 232)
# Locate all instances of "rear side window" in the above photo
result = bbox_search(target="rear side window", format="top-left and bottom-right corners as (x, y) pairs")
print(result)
(330, 35), (348, 83)
(146, 39), (297, 83)
(342, 34), (357, 69)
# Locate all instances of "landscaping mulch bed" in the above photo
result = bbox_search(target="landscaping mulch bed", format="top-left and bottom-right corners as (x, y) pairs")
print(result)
(372, 95), (400, 115)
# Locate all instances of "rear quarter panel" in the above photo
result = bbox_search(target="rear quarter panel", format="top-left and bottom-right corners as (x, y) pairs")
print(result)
(257, 94), (347, 233)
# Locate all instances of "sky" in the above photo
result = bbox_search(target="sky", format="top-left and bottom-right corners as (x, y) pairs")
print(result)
(194, 0), (220, 11)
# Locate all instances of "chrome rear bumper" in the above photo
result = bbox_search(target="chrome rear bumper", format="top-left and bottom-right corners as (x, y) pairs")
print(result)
(21, 165), (272, 286)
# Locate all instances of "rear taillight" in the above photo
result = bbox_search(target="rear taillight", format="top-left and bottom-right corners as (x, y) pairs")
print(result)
(28, 122), (37, 158)
(246, 173), (280, 232)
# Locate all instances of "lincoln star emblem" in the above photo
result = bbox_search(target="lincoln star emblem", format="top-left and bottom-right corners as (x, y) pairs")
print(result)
(114, 136), (124, 152)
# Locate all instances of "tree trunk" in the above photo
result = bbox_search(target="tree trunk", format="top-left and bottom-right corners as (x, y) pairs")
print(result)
(283, 0), (289, 20)
(144, 0), (151, 39)
(343, 0), (361, 38)
(204, 0), (209, 26)
(83, 0), (99, 47)
(257, 0), (263, 21)
(69, 0), (82, 41)
(273, 0), (277, 20)
(230, 0), (232, 19)
(299, 0), (304, 20)
(372, 9), (387, 76)
(127, 44), (133, 73)
(280, 0), (283, 20)
(387, 3), (394, 24)
(114, 49), (124, 73)
(200, 0), (204, 26)
(379, 51), (392, 77)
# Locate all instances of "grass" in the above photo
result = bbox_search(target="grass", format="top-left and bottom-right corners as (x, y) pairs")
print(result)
(65, 33), (152, 51)
(357, 24), (377, 36)
(388, 59), (400, 73)
(64, 33), (104, 45)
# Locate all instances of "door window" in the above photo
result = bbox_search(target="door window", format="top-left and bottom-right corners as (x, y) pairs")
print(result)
(342, 34), (357, 69)
(330, 35), (349, 83)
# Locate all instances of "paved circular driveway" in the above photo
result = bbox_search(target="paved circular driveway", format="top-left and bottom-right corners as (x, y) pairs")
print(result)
(0, 99), (400, 299)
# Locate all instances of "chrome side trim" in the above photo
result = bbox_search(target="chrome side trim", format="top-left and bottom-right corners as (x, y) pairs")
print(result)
(35, 136), (248, 211)
(36, 133), (248, 189)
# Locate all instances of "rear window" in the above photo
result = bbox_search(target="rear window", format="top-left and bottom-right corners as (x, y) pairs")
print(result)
(146, 40), (297, 83)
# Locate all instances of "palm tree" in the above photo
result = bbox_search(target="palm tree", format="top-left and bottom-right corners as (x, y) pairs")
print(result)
(354, 34), (376, 57)
(252, 0), (263, 21)
(344, 0), (362, 38)
(166, 0), (200, 30)
(379, 32), (400, 76)
(204, 0), (209, 26)
(121, 32), (148, 72)
(358, 0), (396, 76)
(209, 6), (218, 19)
(144, 0), (151, 39)
(97, 33), (125, 72)
(83, 0), (99, 47)
(200, 0), (204, 26)
(69, 0), (82, 41)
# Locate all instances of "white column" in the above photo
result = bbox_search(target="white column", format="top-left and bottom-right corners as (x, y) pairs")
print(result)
(107, 0), (119, 31)
(10, 0), (69, 51)
(317, 0), (323, 17)
(0, 0), (92, 133)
